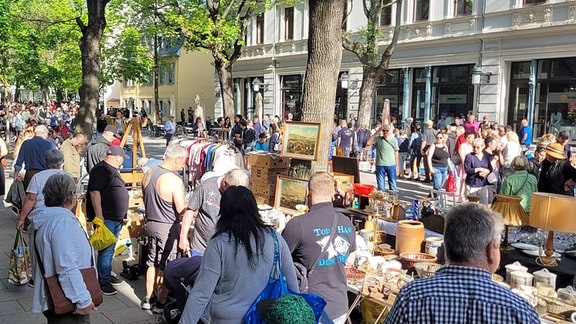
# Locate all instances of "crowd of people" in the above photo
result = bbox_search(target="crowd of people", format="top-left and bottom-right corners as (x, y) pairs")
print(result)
(6, 100), (576, 323)
(334, 112), (576, 208)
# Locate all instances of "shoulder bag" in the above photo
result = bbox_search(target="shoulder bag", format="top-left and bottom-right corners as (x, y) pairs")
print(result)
(512, 173), (530, 196)
(294, 213), (339, 294)
(245, 228), (327, 324)
(34, 230), (103, 315)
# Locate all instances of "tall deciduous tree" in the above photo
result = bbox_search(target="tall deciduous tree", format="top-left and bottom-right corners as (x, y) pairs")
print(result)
(342, 0), (402, 128)
(301, 0), (345, 172)
(75, 0), (109, 139)
(158, 0), (259, 119)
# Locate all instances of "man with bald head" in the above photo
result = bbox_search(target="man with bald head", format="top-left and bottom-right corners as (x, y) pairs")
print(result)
(282, 172), (356, 323)
(13, 125), (56, 189)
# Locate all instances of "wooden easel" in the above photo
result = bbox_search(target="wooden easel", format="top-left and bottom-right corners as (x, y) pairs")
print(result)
(119, 117), (147, 186)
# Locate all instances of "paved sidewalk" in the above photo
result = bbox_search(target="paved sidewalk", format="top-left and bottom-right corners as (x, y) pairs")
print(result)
(0, 134), (169, 322)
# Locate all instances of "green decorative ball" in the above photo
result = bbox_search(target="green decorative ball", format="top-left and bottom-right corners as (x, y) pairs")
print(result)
(263, 294), (315, 324)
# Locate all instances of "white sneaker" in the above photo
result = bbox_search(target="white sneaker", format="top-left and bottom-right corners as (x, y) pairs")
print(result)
(141, 297), (151, 311)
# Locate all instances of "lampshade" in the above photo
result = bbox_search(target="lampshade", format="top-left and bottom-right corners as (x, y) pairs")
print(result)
(492, 194), (529, 226)
(529, 192), (576, 232)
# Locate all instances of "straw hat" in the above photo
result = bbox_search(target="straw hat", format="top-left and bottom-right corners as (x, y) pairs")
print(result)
(544, 142), (566, 160)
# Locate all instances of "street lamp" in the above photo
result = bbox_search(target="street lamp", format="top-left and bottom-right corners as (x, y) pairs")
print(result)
(472, 65), (492, 85)
(252, 78), (262, 92)
(340, 72), (349, 89)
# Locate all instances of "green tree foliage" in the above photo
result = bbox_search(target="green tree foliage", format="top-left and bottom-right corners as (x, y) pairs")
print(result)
(342, 0), (403, 128)
(146, 0), (264, 119)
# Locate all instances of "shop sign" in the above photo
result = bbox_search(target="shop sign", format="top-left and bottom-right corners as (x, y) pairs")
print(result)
(548, 92), (576, 103)
(439, 94), (467, 104)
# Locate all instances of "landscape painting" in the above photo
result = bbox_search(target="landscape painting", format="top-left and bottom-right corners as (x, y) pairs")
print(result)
(282, 121), (321, 161)
(274, 176), (308, 215)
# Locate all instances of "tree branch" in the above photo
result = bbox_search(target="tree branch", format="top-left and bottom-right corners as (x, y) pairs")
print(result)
(342, 34), (364, 61)
(76, 16), (87, 34)
(377, 0), (402, 75)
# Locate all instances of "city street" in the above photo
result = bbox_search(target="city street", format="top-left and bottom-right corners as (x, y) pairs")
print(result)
(0, 133), (436, 322)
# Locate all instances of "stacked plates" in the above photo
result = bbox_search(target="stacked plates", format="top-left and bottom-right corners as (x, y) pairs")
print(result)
(510, 243), (561, 258)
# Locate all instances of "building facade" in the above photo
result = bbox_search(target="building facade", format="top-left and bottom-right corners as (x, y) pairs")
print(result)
(233, 0), (576, 141)
(120, 42), (216, 124)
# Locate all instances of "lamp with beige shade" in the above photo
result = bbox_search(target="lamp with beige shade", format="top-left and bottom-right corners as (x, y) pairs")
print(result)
(491, 194), (529, 250)
(529, 192), (576, 266)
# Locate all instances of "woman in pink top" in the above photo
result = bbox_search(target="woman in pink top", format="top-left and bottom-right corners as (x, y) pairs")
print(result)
(463, 114), (480, 137)
(457, 132), (475, 201)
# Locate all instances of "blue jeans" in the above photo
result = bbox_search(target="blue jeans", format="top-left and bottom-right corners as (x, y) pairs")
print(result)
(98, 219), (122, 285)
(375, 165), (397, 191)
(432, 166), (448, 191)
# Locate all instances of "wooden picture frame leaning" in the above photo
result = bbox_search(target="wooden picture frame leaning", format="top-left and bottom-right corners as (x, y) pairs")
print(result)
(281, 121), (321, 161)
(274, 175), (308, 215)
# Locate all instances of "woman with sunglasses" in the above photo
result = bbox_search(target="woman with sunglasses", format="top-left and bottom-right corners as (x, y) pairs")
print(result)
(464, 138), (493, 205)
(426, 132), (450, 191)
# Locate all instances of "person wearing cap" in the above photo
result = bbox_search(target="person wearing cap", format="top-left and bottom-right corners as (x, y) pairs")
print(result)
(164, 115), (176, 146)
(557, 130), (571, 158)
(13, 125), (56, 189)
(367, 123), (399, 191)
(86, 146), (129, 296)
(86, 125), (121, 172)
(539, 142), (576, 196)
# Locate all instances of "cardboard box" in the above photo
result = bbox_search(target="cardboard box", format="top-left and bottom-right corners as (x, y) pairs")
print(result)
(251, 167), (289, 184)
(331, 172), (354, 192)
(254, 195), (274, 206)
(248, 153), (291, 169)
(252, 182), (276, 197)
(118, 212), (145, 240)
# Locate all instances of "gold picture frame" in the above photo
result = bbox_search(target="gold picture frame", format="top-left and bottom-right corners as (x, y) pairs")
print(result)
(274, 175), (308, 215)
(281, 121), (321, 161)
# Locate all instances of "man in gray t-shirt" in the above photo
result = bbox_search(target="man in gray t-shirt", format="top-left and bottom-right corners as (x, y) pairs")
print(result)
(181, 169), (250, 256)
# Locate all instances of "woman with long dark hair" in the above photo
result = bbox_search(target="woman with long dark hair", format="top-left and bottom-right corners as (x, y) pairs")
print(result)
(181, 186), (298, 323)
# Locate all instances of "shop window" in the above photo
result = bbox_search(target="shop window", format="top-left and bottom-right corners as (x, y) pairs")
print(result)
(414, 0), (429, 22)
(550, 58), (576, 78)
(256, 14), (264, 44)
(512, 62), (531, 79)
(438, 65), (471, 83)
(454, 0), (473, 16)
(379, 2), (392, 26)
(524, 0), (546, 5)
(166, 63), (175, 85)
(284, 7), (294, 40)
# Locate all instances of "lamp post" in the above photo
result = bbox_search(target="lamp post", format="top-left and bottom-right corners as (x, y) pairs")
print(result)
(340, 72), (349, 89)
(252, 78), (262, 93)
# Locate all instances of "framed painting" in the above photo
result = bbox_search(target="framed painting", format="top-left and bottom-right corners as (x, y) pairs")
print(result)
(281, 121), (321, 161)
(274, 175), (308, 215)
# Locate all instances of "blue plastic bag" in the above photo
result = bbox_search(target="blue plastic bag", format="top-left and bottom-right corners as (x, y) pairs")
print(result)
(245, 229), (328, 324)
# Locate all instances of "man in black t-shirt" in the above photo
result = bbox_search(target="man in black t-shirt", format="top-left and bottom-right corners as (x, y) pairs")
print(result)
(282, 172), (357, 323)
(87, 146), (129, 296)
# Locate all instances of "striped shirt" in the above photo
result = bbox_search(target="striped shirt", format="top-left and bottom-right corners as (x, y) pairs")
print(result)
(385, 265), (539, 323)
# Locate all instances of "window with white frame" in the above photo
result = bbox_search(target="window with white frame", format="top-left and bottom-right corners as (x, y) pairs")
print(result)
(415, 0), (429, 22)
(166, 62), (175, 85)
(379, 1), (392, 26)
(284, 7), (294, 40)
(256, 14), (264, 44)
(454, 0), (473, 16)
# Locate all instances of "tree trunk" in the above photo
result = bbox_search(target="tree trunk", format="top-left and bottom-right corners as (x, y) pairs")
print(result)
(301, 0), (344, 173)
(216, 60), (235, 120)
(56, 89), (64, 103)
(75, 0), (108, 140)
(357, 69), (377, 128)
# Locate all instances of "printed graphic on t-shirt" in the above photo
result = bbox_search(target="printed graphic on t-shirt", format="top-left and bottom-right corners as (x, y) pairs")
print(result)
(314, 225), (354, 267)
